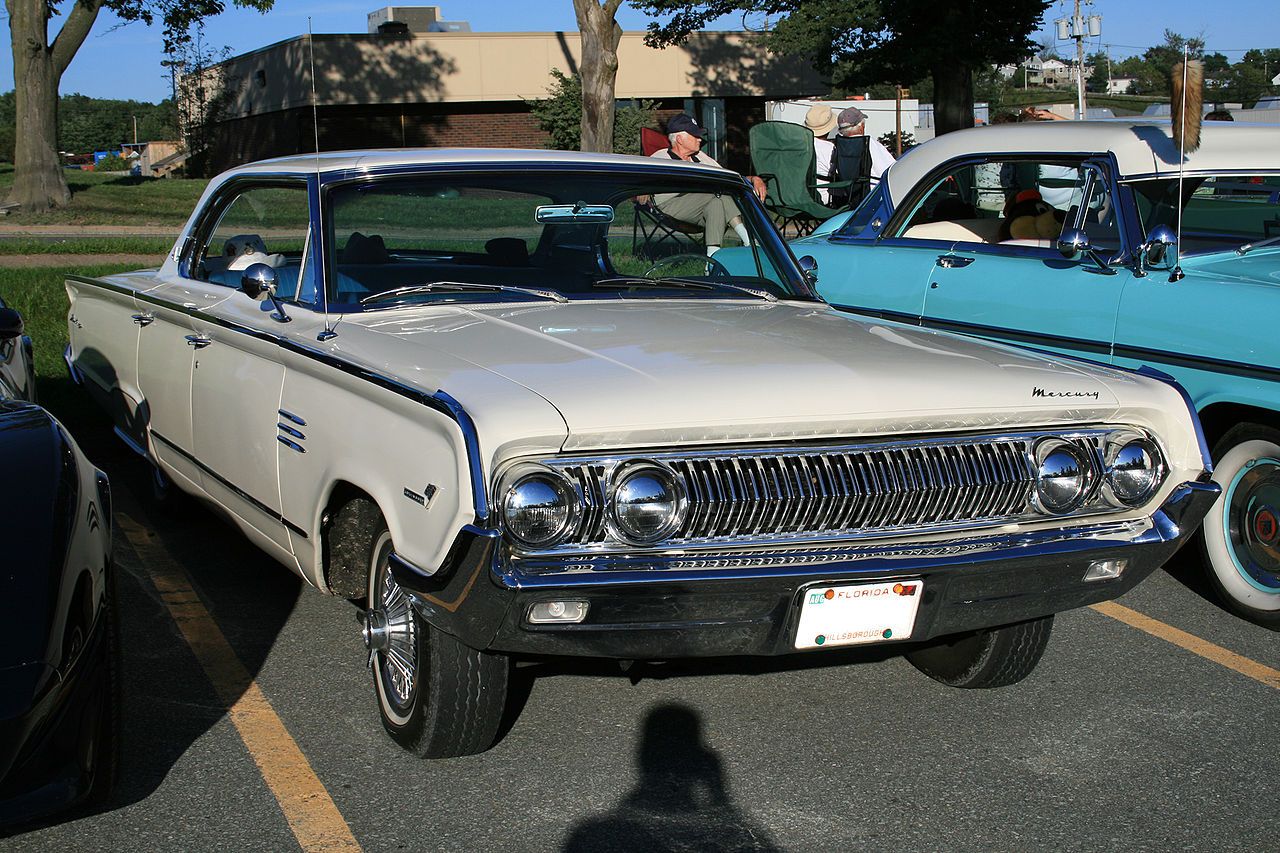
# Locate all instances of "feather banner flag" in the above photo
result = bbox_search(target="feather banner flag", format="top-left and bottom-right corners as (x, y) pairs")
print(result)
(1172, 59), (1204, 154)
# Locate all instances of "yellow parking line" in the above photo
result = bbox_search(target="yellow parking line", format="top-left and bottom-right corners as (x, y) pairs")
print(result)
(118, 514), (362, 852)
(1091, 601), (1280, 690)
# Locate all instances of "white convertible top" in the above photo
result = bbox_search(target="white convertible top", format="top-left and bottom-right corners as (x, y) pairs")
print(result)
(885, 121), (1280, 208)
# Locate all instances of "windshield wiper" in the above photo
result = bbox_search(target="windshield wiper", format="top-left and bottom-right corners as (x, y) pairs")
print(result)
(592, 276), (778, 302)
(359, 281), (568, 305)
(1236, 235), (1280, 256)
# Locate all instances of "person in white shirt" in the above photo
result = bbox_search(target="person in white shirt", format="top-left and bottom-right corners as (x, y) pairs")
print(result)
(836, 107), (896, 184)
(804, 104), (839, 204)
(649, 114), (766, 256)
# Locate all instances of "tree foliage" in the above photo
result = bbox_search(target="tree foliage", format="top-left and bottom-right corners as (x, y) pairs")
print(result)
(5, 0), (273, 210)
(636, 0), (1050, 134)
(527, 69), (656, 154)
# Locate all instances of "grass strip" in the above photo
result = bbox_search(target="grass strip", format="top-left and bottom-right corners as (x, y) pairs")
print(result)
(0, 237), (175, 255)
(0, 164), (208, 227)
(0, 264), (140, 424)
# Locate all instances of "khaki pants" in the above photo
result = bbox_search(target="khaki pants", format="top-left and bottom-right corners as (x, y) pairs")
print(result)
(654, 192), (739, 246)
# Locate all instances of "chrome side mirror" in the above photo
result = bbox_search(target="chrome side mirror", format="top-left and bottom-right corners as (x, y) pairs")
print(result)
(239, 262), (278, 300)
(1140, 225), (1179, 273)
(1056, 228), (1091, 261)
(798, 254), (819, 284)
(1056, 227), (1115, 275)
(239, 263), (290, 323)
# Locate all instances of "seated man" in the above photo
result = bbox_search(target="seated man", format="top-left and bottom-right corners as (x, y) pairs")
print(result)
(649, 114), (767, 256)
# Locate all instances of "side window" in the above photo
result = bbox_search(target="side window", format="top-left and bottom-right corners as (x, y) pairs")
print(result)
(196, 184), (311, 302)
(895, 159), (1097, 248)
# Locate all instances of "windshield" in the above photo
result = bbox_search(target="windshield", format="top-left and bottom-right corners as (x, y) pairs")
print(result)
(1128, 174), (1280, 255)
(323, 172), (811, 310)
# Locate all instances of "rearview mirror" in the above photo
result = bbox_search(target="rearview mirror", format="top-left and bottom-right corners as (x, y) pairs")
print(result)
(535, 203), (615, 224)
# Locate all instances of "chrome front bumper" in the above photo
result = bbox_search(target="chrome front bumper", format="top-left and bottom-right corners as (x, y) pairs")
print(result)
(391, 479), (1220, 659)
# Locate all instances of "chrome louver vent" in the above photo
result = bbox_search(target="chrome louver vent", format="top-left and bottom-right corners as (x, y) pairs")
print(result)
(555, 437), (1042, 549)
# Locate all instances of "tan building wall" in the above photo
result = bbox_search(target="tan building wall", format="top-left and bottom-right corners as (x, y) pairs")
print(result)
(199, 30), (822, 121)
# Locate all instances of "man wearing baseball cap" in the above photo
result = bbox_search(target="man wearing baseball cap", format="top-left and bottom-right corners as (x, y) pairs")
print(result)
(836, 106), (895, 183)
(650, 113), (767, 257)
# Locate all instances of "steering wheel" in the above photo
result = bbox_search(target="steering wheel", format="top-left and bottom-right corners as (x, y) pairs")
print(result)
(643, 253), (732, 280)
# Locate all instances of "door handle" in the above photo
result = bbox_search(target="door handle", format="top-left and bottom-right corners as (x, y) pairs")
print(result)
(131, 312), (155, 326)
(935, 255), (975, 269)
(184, 334), (212, 349)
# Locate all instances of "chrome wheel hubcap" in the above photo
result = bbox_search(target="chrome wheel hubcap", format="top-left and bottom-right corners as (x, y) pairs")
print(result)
(1225, 457), (1280, 590)
(372, 563), (418, 709)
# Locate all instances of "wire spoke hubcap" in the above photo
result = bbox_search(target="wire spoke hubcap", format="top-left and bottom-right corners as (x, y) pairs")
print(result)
(370, 561), (418, 709)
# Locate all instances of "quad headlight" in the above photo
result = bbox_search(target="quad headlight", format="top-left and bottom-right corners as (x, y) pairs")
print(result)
(1033, 438), (1093, 515)
(606, 462), (687, 545)
(500, 465), (581, 549)
(1103, 434), (1163, 507)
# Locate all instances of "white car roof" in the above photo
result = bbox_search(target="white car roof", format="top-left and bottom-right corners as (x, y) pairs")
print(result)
(221, 147), (735, 180)
(885, 121), (1280, 208)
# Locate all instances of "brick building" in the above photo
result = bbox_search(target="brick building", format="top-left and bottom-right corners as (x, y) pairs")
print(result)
(188, 7), (823, 175)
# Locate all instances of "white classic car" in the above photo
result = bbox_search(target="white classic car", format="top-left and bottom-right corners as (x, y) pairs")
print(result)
(65, 149), (1217, 758)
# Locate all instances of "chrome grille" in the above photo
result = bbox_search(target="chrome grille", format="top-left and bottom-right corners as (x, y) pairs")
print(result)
(550, 435), (1047, 550)
(664, 441), (1035, 543)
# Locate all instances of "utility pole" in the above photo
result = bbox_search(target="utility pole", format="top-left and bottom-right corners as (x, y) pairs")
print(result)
(1057, 1), (1101, 118)
(895, 85), (904, 157)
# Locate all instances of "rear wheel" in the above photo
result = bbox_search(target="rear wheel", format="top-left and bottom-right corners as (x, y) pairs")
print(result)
(906, 615), (1053, 688)
(334, 497), (510, 757)
(1201, 424), (1280, 629)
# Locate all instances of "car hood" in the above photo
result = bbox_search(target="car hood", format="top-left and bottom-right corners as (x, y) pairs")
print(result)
(359, 300), (1131, 452)
(1182, 247), (1280, 287)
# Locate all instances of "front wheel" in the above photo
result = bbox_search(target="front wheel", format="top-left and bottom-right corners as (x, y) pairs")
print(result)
(905, 615), (1053, 689)
(1200, 424), (1280, 629)
(340, 498), (510, 757)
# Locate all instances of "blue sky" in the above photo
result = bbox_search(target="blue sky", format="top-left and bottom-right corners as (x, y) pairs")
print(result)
(3, 0), (1278, 104)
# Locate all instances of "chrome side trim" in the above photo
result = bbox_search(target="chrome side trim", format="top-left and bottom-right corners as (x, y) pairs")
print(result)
(277, 436), (306, 454)
(151, 429), (310, 538)
(1135, 364), (1214, 471)
(277, 409), (306, 426)
(65, 273), (492, 527)
(112, 426), (149, 460)
(63, 345), (84, 386)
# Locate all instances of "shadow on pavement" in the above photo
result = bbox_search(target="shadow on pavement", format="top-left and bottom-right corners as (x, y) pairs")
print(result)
(25, 400), (305, 828)
(562, 703), (781, 853)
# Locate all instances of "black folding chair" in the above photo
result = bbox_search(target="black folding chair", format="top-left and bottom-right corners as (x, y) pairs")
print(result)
(829, 135), (873, 210)
(631, 195), (704, 259)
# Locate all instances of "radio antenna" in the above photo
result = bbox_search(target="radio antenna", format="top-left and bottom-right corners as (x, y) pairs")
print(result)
(308, 18), (336, 341)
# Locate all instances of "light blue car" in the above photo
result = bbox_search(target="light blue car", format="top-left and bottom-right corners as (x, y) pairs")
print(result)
(783, 120), (1280, 628)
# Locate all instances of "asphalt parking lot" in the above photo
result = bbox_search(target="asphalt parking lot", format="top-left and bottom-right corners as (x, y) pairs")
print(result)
(4, 424), (1277, 852)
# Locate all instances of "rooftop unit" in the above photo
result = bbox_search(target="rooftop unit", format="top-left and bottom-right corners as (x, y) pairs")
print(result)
(367, 6), (469, 34)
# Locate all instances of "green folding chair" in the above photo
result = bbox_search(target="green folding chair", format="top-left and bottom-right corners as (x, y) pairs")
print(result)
(749, 121), (851, 236)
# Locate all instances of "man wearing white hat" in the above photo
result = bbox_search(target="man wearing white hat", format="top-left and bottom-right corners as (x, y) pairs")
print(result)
(803, 104), (840, 204)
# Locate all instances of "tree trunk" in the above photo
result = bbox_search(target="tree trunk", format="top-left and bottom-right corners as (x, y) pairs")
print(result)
(574, 0), (623, 153)
(932, 61), (976, 137)
(6, 0), (103, 212)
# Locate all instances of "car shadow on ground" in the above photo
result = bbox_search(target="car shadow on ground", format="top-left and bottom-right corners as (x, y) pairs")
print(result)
(25, 402), (305, 828)
(561, 703), (782, 852)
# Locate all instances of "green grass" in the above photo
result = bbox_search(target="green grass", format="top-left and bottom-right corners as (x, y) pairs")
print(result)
(0, 263), (138, 424)
(0, 164), (208, 226)
(0, 236), (174, 255)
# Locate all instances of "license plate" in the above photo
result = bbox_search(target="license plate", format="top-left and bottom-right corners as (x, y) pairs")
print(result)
(794, 580), (923, 650)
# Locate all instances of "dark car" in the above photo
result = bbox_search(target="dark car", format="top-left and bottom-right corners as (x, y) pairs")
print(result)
(0, 311), (117, 830)
(0, 297), (36, 403)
